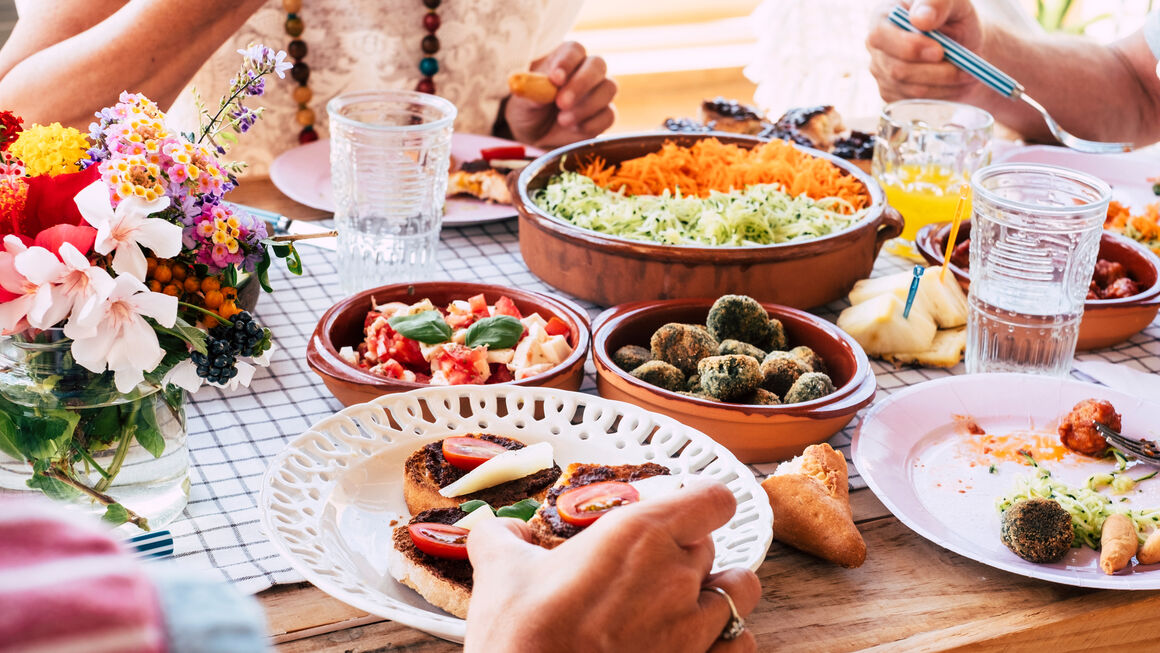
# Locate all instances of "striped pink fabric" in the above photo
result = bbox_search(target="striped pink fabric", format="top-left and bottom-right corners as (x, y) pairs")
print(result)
(0, 498), (167, 653)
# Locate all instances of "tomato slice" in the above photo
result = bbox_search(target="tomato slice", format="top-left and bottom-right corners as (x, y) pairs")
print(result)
(493, 295), (522, 319)
(480, 145), (525, 161)
(556, 481), (640, 528)
(442, 436), (509, 470)
(467, 293), (489, 316)
(544, 316), (570, 339)
(408, 523), (470, 560)
(431, 343), (490, 385)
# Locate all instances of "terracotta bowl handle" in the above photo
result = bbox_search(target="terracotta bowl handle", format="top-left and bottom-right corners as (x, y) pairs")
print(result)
(875, 206), (905, 250)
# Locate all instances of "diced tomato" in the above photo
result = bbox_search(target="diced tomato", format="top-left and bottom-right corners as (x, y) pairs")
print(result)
(556, 481), (640, 528)
(375, 359), (413, 381)
(408, 523), (470, 559)
(431, 343), (490, 385)
(544, 317), (570, 339)
(442, 436), (509, 470)
(480, 145), (525, 161)
(445, 303), (477, 330)
(485, 363), (514, 384)
(467, 293), (489, 316)
(369, 323), (426, 369)
(494, 295), (522, 319)
(364, 311), (385, 330)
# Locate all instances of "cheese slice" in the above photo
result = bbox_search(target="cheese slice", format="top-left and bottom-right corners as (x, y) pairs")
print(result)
(438, 442), (554, 497)
(629, 474), (683, 501)
(452, 505), (497, 530)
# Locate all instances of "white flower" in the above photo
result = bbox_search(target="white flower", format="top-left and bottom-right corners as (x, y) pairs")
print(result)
(163, 341), (275, 394)
(75, 181), (180, 282)
(0, 236), (36, 333)
(162, 359), (204, 393)
(65, 275), (178, 393)
(42, 243), (115, 328)
(13, 245), (69, 329)
(269, 50), (293, 78)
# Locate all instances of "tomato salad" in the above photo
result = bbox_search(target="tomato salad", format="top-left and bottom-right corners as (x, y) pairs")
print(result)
(338, 293), (574, 385)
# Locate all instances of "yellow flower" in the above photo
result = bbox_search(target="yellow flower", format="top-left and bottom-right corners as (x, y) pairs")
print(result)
(9, 123), (91, 176)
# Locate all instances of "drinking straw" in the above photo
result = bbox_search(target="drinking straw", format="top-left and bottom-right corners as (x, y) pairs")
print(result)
(903, 265), (924, 319)
(940, 183), (971, 283)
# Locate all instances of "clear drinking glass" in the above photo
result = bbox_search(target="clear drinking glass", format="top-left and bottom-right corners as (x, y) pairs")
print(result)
(873, 99), (993, 254)
(328, 91), (457, 294)
(966, 163), (1112, 376)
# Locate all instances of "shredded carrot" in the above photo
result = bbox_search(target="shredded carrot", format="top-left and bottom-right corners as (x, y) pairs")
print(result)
(1106, 200), (1160, 254)
(577, 138), (871, 213)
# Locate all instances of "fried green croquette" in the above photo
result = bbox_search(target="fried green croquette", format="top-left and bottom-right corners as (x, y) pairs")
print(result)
(629, 360), (686, 392)
(612, 345), (653, 371)
(1000, 498), (1074, 563)
(650, 323), (718, 375)
(766, 317), (788, 351)
(760, 351), (809, 396)
(697, 355), (762, 401)
(685, 374), (702, 391)
(783, 372), (836, 403)
(788, 345), (826, 374)
(705, 295), (775, 349)
(717, 339), (765, 360)
(740, 388), (781, 405)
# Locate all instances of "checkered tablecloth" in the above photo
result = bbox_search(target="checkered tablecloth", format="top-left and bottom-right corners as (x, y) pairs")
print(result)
(172, 219), (1160, 594)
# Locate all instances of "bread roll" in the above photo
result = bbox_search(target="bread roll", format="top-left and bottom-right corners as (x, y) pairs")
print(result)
(509, 72), (557, 104)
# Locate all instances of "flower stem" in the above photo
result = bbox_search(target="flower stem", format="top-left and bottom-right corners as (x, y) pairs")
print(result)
(94, 421), (134, 493)
(178, 301), (233, 326)
(269, 231), (338, 243)
(77, 447), (112, 480)
(43, 466), (149, 531)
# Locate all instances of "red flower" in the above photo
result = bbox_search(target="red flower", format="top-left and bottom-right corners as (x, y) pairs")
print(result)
(34, 223), (98, 257)
(20, 165), (101, 236)
(0, 111), (23, 152)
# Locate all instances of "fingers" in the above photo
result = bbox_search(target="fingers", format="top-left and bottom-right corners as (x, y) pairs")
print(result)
(599, 479), (737, 548)
(693, 568), (762, 653)
(577, 106), (615, 137)
(909, 0), (974, 32)
(685, 535), (716, 579)
(466, 516), (535, 569)
(558, 77), (616, 127)
(545, 41), (587, 87)
(865, 21), (944, 64)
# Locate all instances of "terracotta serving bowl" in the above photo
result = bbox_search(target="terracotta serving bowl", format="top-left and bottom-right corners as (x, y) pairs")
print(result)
(512, 132), (903, 309)
(307, 282), (591, 406)
(591, 298), (876, 463)
(916, 220), (1160, 350)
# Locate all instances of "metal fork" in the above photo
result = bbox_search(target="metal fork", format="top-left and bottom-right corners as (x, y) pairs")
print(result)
(887, 6), (1134, 154)
(1094, 422), (1160, 466)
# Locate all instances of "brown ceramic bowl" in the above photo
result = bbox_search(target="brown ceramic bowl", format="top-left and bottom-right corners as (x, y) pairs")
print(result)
(916, 220), (1160, 350)
(592, 298), (876, 463)
(307, 282), (591, 407)
(513, 132), (903, 309)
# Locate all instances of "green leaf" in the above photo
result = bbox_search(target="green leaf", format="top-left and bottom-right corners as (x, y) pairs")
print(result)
(222, 264), (238, 288)
(496, 498), (540, 521)
(388, 310), (451, 344)
(102, 503), (131, 526)
(459, 499), (490, 514)
(255, 251), (273, 293)
(27, 472), (81, 501)
(0, 411), (21, 460)
(271, 243), (292, 258)
(151, 317), (208, 356)
(219, 131), (238, 143)
(284, 245), (302, 276)
(465, 316), (523, 350)
(131, 401), (164, 458)
(3, 409), (79, 460)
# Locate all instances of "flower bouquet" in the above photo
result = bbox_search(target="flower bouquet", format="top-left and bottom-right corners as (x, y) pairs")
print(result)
(0, 46), (301, 529)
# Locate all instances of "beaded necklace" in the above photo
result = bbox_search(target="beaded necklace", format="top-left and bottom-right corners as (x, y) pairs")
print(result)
(282, 0), (444, 145)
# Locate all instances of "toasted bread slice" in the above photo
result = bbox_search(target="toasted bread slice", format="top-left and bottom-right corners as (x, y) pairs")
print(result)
(447, 169), (512, 204)
(761, 443), (866, 568)
(403, 434), (561, 515)
(527, 462), (671, 549)
(388, 508), (473, 619)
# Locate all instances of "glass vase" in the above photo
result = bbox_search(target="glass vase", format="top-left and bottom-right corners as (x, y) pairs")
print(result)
(0, 329), (189, 530)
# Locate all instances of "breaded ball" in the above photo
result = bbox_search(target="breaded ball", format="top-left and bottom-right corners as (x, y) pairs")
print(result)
(760, 351), (809, 396)
(718, 339), (766, 360)
(1058, 398), (1120, 456)
(1000, 498), (1074, 563)
(650, 323), (718, 375)
(767, 318), (788, 351)
(612, 345), (653, 371)
(697, 354), (762, 401)
(740, 388), (781, 405)
(706, 295), (775, 348)
(678, 390), (719, 401)
(783, 372), (836, 403)
(630, 360), (686, 392)
(788, 345), (827, 374)
(685, 374), (702, 391)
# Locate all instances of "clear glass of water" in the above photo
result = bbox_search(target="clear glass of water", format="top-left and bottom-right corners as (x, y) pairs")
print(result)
(966, 163), (1111, 376)
(327, 91), (457, 294)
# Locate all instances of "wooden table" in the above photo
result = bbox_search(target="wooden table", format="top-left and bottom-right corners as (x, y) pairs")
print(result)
(240, 179), (1160, 652)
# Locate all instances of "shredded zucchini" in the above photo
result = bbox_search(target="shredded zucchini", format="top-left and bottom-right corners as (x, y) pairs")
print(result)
(531, 172), (869, 247)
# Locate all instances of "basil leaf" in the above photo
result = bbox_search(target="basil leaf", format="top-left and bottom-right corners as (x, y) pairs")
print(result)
(388, 310), (451, 344)
(459, 499), (491, 514)
(465, 316), (523, 350)
(496, 498), (540, 521)
(102, 503), (131, 526)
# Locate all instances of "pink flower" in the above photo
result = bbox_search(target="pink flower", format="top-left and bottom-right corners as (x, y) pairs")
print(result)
(53, 243), (115, 321)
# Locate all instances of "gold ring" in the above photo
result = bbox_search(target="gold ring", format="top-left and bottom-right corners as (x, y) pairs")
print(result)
(706, 585), (746, 641)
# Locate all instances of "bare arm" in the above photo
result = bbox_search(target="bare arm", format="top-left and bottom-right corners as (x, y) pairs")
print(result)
(0, 0), (267, 129)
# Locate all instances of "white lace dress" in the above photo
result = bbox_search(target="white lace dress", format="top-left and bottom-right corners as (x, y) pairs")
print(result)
(168, 0), (581, 176)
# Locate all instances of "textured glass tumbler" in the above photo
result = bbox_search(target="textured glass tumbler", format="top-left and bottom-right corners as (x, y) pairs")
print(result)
(328, 91), (457, 294)
(966, 163), (1111, 376)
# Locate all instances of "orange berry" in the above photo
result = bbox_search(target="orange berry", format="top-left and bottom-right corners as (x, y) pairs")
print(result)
(203, 290), (224, 309)
(183, 276), (201, 293)
(162, 283), (181, 297)
(148, 280), (162, 293)
(146, 258), (158, 275)
(222, 287), (238, 301)
(218, 301), (239, 319)
(170, 264), (187, 281)
(201, 277), (221, 293)
(153, 265), (172, 283)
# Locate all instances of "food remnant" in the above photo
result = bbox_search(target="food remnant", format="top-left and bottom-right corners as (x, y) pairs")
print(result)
(1058, 398), (1121, 456)
(1099, 513), (1138, 574)
(1000, 498), (1074, 563)
(1105, 200), (1160, 257)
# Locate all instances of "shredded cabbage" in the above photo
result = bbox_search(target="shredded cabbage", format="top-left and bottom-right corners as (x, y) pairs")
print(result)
(531, 172), (869, 247)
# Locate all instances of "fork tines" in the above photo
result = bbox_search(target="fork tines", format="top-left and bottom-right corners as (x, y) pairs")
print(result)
(1094, 422), (1160, 462)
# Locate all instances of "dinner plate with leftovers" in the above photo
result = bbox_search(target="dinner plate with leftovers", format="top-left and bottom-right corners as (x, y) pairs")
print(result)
(268, 133), (544, 224)
(259, 385), (773, 642)
(853, 373), (1160, 589)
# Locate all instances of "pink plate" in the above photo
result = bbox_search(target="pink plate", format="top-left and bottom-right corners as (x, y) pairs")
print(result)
(853, 373), (1160, 590)
(268, 134), (544, 226)
(993, 145), (1157, 210)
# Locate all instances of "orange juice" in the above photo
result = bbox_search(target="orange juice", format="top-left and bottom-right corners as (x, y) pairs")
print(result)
(881, 165), (971, 241)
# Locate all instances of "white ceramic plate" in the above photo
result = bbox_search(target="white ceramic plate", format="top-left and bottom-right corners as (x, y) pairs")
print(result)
(853, 373), (1160, 590)
(268, 134), (544, 226)
(259, 385), (774, 642)
(993, 145), (1157, 210)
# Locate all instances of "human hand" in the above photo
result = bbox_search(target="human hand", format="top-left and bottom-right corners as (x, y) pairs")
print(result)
(464, 480), (760, 653)
(504, 41), (617, 148)
(866, 0), (984, 103)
